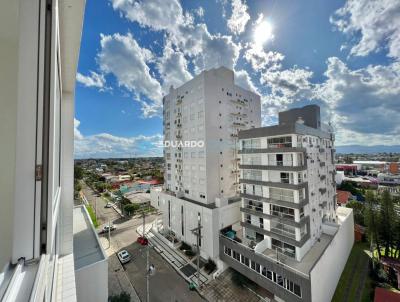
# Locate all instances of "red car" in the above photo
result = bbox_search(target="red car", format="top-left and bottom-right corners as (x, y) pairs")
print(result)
(137, 236), (149, 246)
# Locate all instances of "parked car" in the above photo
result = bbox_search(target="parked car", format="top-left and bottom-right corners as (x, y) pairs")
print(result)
(117, 250), (131, 264)
(99, 224), (116, 234)
(105, 202), (113, 208)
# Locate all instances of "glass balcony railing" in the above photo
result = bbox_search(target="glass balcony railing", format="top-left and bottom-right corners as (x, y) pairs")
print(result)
(270, 223), (296, 239)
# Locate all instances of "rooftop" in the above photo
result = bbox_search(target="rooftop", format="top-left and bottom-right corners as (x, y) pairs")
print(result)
(261, 232), (334, 275)
(73, 205), (106, 270)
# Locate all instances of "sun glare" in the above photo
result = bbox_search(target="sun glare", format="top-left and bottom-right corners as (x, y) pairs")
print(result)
(254, 20), (274, 46)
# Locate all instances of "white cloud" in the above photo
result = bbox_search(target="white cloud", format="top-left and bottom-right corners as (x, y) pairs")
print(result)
(261, 67), (314, 106)
(189, 31), (241, 73)
(331, 0), (400, 60)
(194, 6), (205, 18)
(157, 43), (192, 91)
(98, 33), (163, 117)
(316, 57), (400, 145)
(111, 0), (185, 31)
(234, 69), (259, 94)
(76, 71), (106, 89)
(111, 0), (241, 74)
(74, 118), (163, 158)
(227, 0), (250, 35)
(244, 43), (284, 71)
(74, 118), (83, 140)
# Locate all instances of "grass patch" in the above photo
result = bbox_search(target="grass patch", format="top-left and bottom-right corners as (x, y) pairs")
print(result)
(332, 242), (372, 302)
(85, 204), (99, 228)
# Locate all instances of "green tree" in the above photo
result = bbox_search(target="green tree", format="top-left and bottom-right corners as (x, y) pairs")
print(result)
(123, 203), (140, 216)
(346, 200), (365, 226)
(365, 190), (381, 257)
(378, 190), (395, 257)
(74, 165), (84, 180)
(108, 291), (130, 302)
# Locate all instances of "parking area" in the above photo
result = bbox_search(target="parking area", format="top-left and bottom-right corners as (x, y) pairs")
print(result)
(120, 243), (205, 302)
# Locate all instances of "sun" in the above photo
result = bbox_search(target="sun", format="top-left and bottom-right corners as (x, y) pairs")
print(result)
(253, 20), (274, 46)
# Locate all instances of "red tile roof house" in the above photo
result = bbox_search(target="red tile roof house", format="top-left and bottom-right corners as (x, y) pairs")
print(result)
(354, 224), (366, 242)
(336, 190), (353, 206)
(374, 287), (400, 302)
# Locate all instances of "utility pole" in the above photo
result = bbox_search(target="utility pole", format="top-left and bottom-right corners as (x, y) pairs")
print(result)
(94, 196), (97, 220)
(191, 213), (202, 288)
(108, 220), (111, 248)
(141, 210), (150, 302)
(146, 243), (150, 302)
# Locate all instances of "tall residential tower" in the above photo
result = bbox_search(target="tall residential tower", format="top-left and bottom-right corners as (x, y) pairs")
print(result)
(151, 67), (261, 259)
(220, 105), (354, 302)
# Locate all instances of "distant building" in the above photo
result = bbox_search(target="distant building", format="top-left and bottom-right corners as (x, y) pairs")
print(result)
(336, 190), (353, 206)
(336, 164), (358, 176)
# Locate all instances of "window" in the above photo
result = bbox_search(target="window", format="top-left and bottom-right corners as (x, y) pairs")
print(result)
(267, 136), (292, 148)
(270, 205), (295, 220)
(242, 169), (262, 181)
(224, 246), (232, 256)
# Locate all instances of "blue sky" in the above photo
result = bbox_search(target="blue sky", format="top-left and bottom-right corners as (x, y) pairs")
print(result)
(74, 0), (400, 158)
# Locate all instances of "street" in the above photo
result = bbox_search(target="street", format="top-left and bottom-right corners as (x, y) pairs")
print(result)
(80, 184), (205, 302)
(123, 243), (205, 302)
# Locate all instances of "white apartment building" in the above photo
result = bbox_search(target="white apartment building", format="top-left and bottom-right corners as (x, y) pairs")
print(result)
(151, 67), (261, 259)
(220, 105), (354, 302)
(0, 1), (107, 301)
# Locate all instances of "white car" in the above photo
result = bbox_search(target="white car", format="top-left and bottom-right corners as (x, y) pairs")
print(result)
(105, 202), (113, 208)
(117, 250), (131, 264)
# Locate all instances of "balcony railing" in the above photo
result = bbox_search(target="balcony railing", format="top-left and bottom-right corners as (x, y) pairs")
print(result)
(270, 223), (296, 239)
(219, 232), (310, 279)
(268, 143), (293, 148)
(270, 211), (295, 221)
(244, 203), (264, 212)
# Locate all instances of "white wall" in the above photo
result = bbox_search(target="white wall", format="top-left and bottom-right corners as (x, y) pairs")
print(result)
(154, 191), (241, 259)
(75, 259), (108, 302)
(310, 207), (354, 302)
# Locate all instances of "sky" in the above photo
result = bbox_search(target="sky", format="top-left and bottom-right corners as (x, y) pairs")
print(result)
(74, 0), (400, 158)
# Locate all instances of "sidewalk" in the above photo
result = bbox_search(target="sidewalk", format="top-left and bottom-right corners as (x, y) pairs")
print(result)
(140, 224), (210, 288)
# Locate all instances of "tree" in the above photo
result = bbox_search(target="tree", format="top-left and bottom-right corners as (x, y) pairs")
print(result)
(365, 190), (381, 257)
(123, 203), (140, 216)
(108, 292), (130, 302)
(74, 165), (84, 180)
(378, 190), (395, 257)
(346, 200), (365, 226)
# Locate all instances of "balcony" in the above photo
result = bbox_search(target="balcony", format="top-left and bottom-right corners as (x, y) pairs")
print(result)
(270, 222), (296, 240)
(239, 147), (306, 154)
(73, 205), (108, 301)
(219, 233), (310, 302)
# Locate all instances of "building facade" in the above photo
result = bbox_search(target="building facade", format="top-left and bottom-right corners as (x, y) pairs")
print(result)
(151, 67), (261, 259)
(219, 105), (354, 302)
(0, 1), (107, 301)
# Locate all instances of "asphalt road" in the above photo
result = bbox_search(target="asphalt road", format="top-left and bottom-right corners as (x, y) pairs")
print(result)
(82, 184), (120, 225)
(121, 243), (205, 302)
(81, 184), (204, 301)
